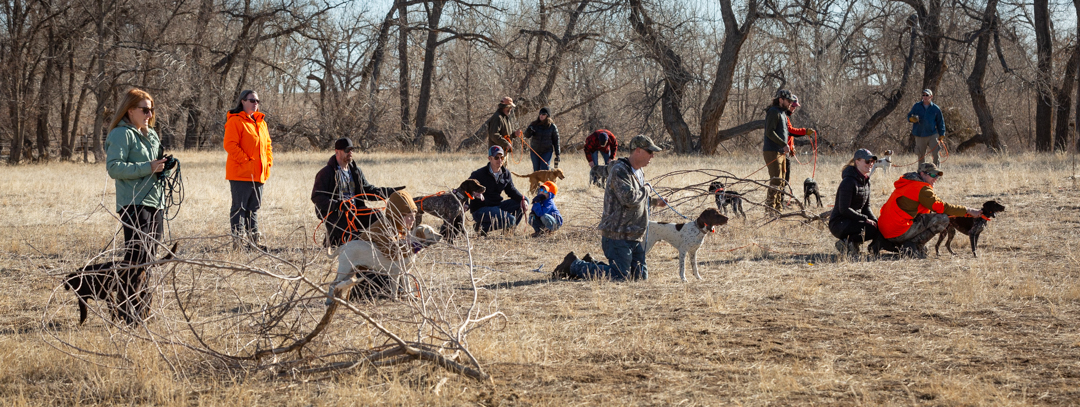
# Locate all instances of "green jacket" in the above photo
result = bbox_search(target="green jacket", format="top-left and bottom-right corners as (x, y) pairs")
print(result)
(105, 121), (168, 212)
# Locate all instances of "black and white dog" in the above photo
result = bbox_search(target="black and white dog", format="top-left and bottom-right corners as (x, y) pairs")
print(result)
(709, 182), (745, 218)
(589, 165), (608, 188)
(803, 178), (822, 207)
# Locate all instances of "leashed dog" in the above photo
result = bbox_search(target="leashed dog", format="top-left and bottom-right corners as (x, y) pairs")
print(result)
(414, 179), (486, 242)
(869, 150), (894, 177)
(511, 168), (565, 194)
(645, 209), (729, 281)
(63, 242), (178, 325)
(934, 200), (1006, 257)
(709, 182), (745, 218)
(325, 224), (442, 304)
(589, 165), (608, 188)
(803, 178), (822, 207)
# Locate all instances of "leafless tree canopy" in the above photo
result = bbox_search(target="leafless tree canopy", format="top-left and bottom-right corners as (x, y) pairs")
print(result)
(4, 0), (1080, 163)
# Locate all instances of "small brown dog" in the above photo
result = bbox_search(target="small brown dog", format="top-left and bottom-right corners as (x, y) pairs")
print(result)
(511, 168), (566, 194)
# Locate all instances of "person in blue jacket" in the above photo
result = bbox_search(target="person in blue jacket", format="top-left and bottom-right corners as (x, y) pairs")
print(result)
(907, 89), (946, 166)
(528, 181), (563, 237)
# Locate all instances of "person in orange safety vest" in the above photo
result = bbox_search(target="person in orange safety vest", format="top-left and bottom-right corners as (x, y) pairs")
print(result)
(875, 163), (981, 258)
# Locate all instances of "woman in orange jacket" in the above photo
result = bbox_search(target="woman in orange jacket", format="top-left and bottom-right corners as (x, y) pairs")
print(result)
(224, 90), (273, 249)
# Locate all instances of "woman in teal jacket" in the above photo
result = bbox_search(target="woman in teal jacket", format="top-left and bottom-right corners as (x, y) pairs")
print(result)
(104, 88), (170, 323)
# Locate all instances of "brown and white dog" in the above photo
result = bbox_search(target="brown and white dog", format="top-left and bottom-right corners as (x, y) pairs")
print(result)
(325, 224), (442, 304)
(510, 168), (565, 194)
(414, 179), (486, 242)
(63, 242), (178, 325)
(644, 209), (729, 281)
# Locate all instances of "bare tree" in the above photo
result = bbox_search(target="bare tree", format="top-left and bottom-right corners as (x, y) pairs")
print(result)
(627, 0), (693, 153)
(961, 0), (1005, 152)
(1033, 0), (1053, 151)
(699, 0), (760, 155)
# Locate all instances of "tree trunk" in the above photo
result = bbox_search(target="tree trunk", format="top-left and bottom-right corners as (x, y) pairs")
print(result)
(1054, 45), (1079, 151)
(1034, 0), (1054, 151)
(966, 0), (1005, 152)
(699, 0), (758, 155)
(396, 0), (412, 144)
(919, 1), (946, 92)
(855, 23), (918, 145)
(413, 0), (446, 147)
(627, 0), (693, 153)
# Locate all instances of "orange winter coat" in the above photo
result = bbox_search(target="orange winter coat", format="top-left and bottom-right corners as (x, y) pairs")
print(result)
(224, 111), (273, 183)
(878, 174), (967, 239)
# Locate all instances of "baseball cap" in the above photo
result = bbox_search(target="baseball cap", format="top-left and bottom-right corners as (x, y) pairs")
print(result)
(540, 181), (558, 197)
(334, 138), (355, 151)
(775, 89), (793, 101)
(488, 145), (505, 157)
(853, 148), (877, 161)
(500, 96), (516, 107)
(627, 134), (662, 153)
(918, 162), (943, 177)
(790, 94), (800, 107)
(922, 89), (933, 97)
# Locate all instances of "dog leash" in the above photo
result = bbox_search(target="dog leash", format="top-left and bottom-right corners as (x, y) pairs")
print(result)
(645, 183), (691, 221)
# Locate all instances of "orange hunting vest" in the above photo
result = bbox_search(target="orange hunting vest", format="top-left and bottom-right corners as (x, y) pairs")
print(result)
(878, 177), (945, 239)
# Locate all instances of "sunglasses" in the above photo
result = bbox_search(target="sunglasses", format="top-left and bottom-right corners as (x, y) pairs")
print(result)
(134, 106), (154, 115)
(491, 155), (505, 160)
(245, 99), (261, 104)
(922, 171), (941, 178)
(922, 94), (931, 97)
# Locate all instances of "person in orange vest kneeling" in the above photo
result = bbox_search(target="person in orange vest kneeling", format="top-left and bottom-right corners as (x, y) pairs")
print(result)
(875, 163), (981, 258)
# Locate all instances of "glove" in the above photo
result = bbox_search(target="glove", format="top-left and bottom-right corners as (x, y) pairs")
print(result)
(908, 116), (919, 123)
(553, 156), (560, 168)
(938, 135), (945, 142)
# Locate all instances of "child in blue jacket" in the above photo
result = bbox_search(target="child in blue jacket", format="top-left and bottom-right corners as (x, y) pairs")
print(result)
(529, 181), (563, 237)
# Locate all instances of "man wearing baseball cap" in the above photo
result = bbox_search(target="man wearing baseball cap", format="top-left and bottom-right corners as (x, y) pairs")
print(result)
(553, 135), (666, 281)
(468, 145), (528, 235)
(484, 96), (518, 157)
(876, 162), (980, 258)
(311, 137), (405, 247)
(907, 89), (946, 166)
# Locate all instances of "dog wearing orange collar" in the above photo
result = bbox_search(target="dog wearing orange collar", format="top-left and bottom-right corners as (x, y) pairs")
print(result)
(414, 179), (487, 242)
(934, 200), (1006, 257)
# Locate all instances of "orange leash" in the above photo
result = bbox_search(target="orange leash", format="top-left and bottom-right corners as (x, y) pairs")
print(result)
(312, 193), (388, 245)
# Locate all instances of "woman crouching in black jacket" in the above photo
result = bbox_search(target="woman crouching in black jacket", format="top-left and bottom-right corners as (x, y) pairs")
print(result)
(829, 149), (880, 256)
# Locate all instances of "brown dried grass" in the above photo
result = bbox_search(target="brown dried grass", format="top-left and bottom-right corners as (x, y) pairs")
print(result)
(1, 149), (1079, 405)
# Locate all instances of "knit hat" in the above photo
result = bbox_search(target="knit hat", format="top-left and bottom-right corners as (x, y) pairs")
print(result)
(540, 181), (558, 197)
(386, 190), (417, 231)
(539, 107), (551, 117)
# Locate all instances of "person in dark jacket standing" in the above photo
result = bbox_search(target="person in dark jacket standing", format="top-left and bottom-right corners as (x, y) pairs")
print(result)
(484, 97), (518, 157)
(523, 107), (561, 170)
(829, 149), (880, 256)
(469, 146), (529, 235)
(104, 88), (171, 324)
(311, 138), (404, 247)
(552, 135), (666, 281)
(907, 89), (946, 166)
(763, 89), (794, 213)
(223, 90), (273, 250)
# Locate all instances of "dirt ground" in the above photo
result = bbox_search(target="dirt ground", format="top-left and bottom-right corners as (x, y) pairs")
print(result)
(1, 151), (1078, 405)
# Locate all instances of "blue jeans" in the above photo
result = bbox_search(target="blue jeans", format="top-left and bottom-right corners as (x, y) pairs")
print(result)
(529, 213), (560, 234)
(590, 150), (612, 166)
(472, 200), (524, 233)
(530, 150), (553, 171)
(568, 237), (647, 281)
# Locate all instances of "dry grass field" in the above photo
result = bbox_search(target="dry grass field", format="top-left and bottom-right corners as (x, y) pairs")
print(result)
(2, 148), (1079, 405)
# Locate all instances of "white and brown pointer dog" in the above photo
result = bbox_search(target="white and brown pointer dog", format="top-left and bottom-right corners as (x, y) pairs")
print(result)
(645, 209), (729, 281)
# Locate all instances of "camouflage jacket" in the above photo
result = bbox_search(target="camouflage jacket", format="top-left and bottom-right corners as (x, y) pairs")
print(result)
(597, 157), (660, 241)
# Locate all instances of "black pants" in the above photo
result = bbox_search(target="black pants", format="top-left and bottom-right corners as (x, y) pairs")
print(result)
(831, 220), (880, 245)
(325, 210), (381, 247)
(229, 180), (263, 237)
(117, 205), (163, 323)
